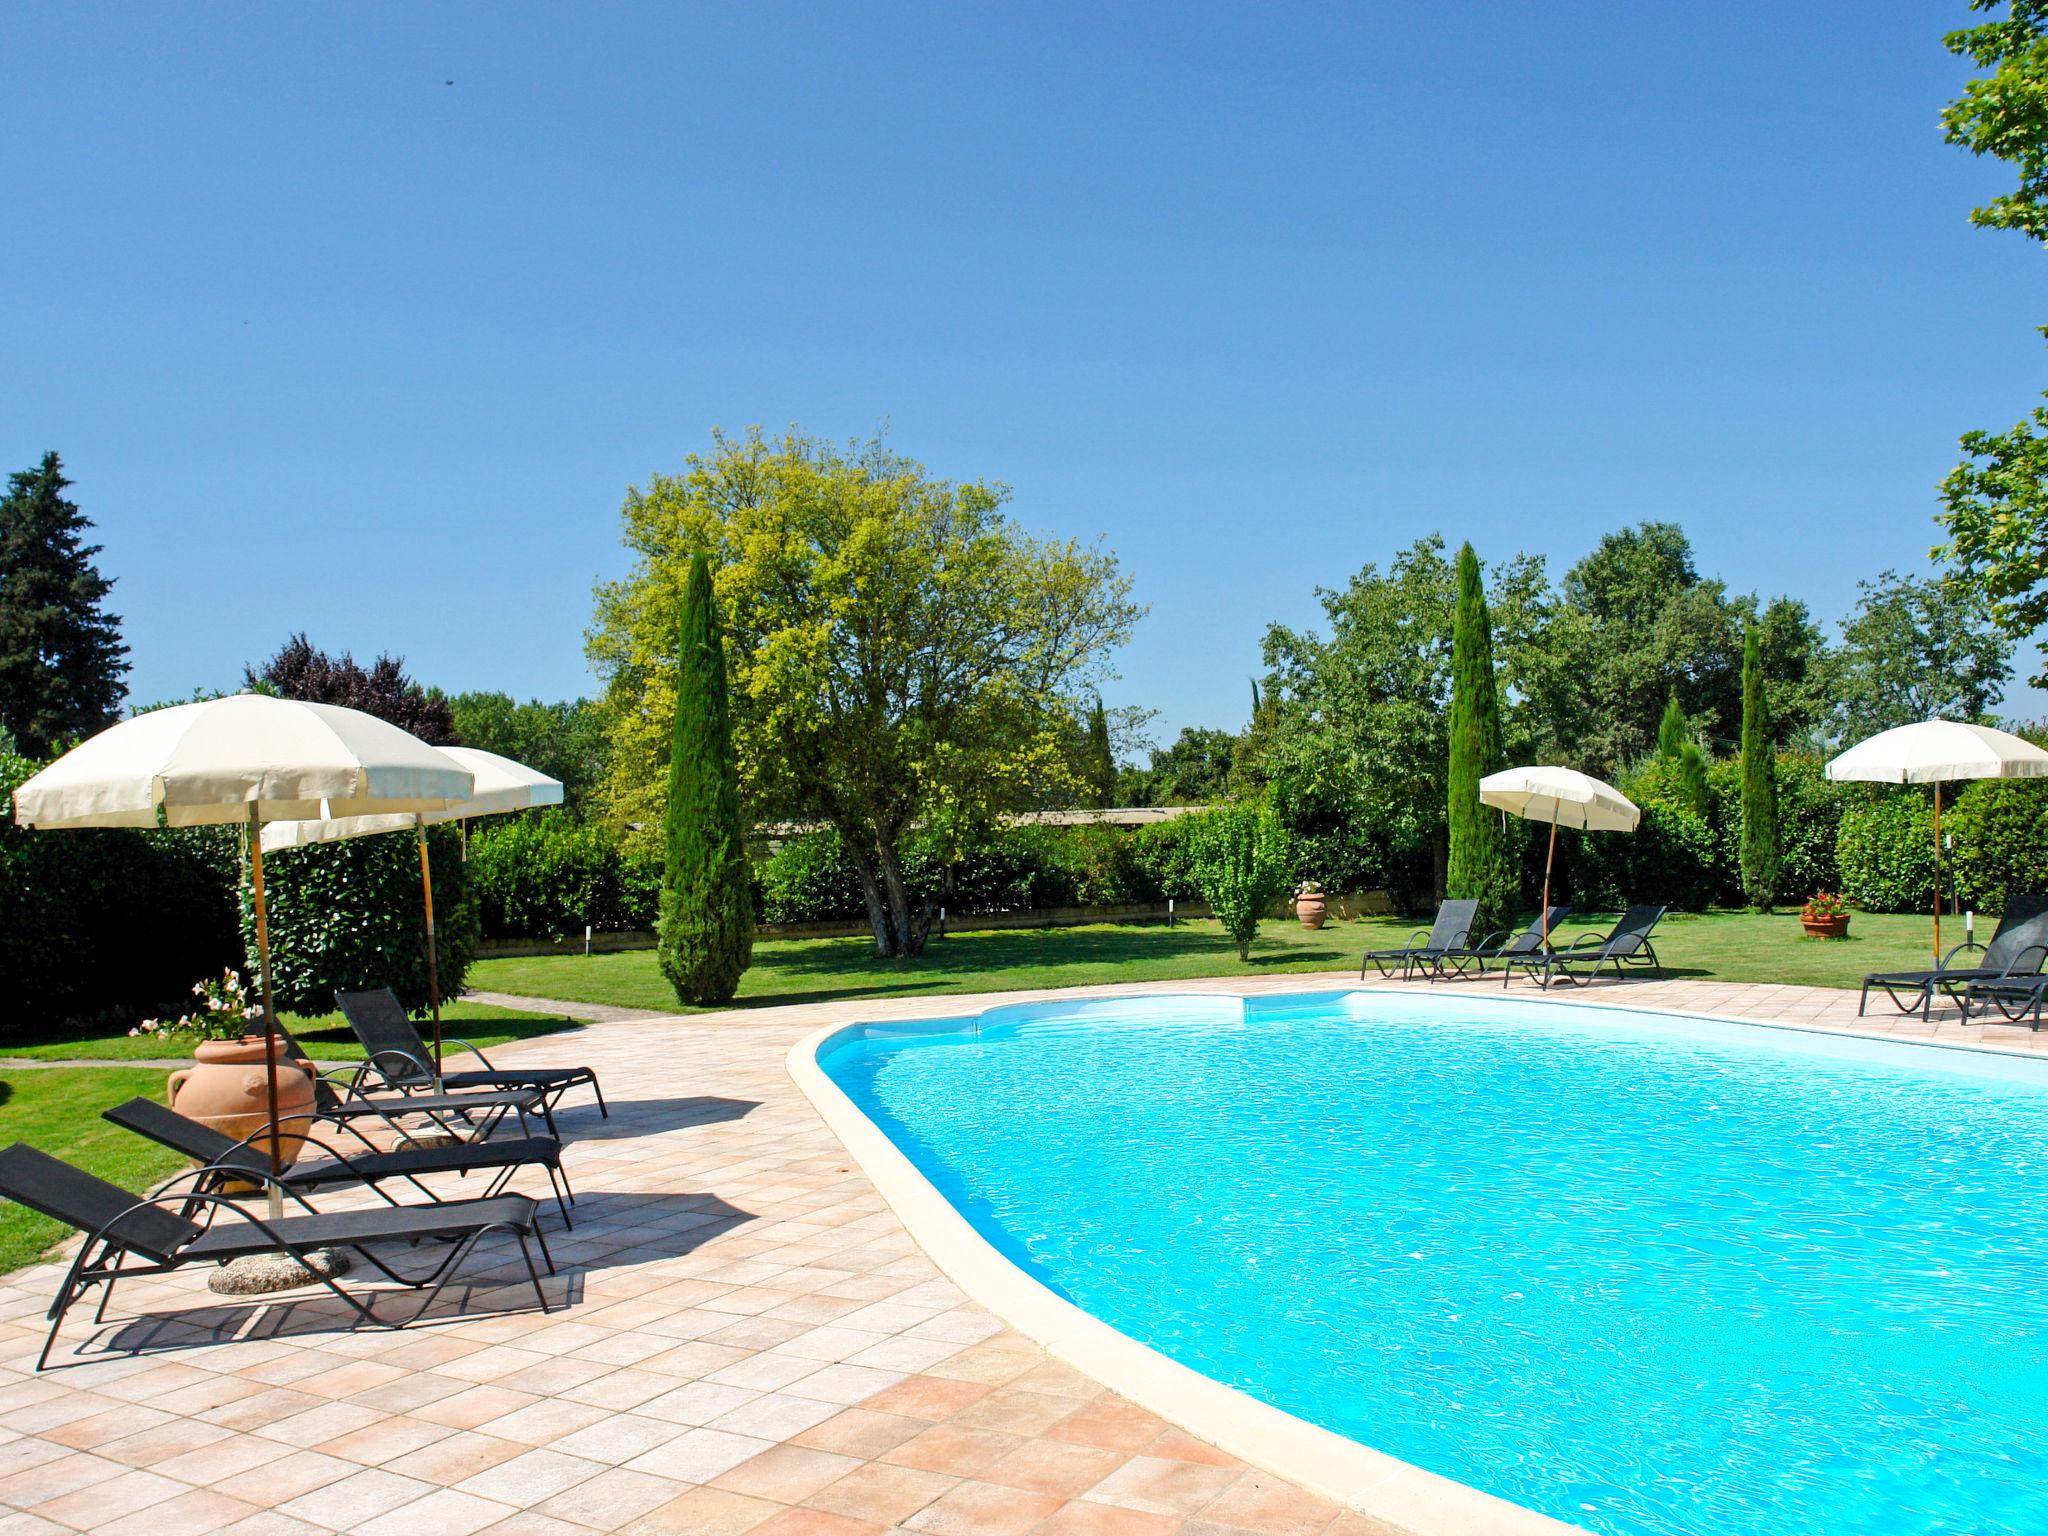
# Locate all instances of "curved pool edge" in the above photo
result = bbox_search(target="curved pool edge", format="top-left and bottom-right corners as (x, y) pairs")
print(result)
(785, 1010), (1587, 1536)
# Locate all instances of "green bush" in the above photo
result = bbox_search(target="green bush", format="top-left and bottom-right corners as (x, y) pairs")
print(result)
(1128, 817), (1204, 902)
(757, 829), (867, 924)
(248, 824), (478, 1016)
(1184, 801), (1294, 959)
(0, 748), (241, 1033)
(1836, 796), (1936, 913)
(469, 811), (655, 937)
(1567, 800), (1720, 913)
(1946, 779), (2048, 914)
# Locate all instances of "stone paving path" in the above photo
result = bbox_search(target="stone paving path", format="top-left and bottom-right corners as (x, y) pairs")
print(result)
(0, 970), (2040, 1536)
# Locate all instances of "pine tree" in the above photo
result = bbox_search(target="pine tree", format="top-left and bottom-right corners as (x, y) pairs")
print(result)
(0, 453), (129, 755)
(1084, 698), (1115, 808)
(1739, 626), (1780, 911)
(1445, 543), (1516, 933)
(658, 553), (754, 1004)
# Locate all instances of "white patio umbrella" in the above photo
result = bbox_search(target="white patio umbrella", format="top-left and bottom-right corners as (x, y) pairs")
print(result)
(1479, 766), (1641, 946)
(1826, 719), (2048, 964)
(261, 747), (563, 1080)
(12, 695), (475, 1195)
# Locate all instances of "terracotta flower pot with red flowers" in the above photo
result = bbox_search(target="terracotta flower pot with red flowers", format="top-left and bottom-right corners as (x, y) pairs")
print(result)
(1800, 892), (1852, 940)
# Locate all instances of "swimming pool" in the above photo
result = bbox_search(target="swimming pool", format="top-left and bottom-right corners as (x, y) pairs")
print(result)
(817, 991), (2048, 1536)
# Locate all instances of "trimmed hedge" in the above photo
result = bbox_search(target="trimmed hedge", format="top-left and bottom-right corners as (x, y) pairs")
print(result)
(245, 824), (479, 1017)
(1, 748), (241, 1034)
(469, 811), (658, 938)
(1836, 795), (1936, 913)
(1945, 779), (2048, 914)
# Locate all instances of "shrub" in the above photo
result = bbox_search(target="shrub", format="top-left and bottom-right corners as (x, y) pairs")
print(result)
(757, 829), (868, 924)
(1946, 778), (2048, 914)
(248, 824), (478, 1016)
(1129, 817), (1204, 902)
(1836, 795), (1936, 913)
(0, 747), (241, 1034)
(1184, 801), (1294, 959)
(469, 811), (653, 937)
(1566, 801), (1719, 913)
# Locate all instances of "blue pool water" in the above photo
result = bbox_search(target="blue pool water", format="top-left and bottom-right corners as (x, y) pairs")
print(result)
(820, 992), (2048, 1536)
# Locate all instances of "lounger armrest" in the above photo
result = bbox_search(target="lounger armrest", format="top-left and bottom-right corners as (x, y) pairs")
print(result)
(1995, 943), (2048, 978)
(1401, 928), (1431, 950)
(1560, 932), (1611, 951)
(439, 1036), (494, 1069)
(1939, 938), (1987, 971)
(225, 1120), (378, 1176)
(1470, 930), (1509, 954)
(1448, 928), (1472, 949)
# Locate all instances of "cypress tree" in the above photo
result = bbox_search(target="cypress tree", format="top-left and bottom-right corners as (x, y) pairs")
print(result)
(1084, 697), (1115, 808)
(1445, 543), (1516, 933)
(1739, 626), (1780, 911)
(1656, 690), (1710, 814)
(659, 552), (753, 1005)
(0, 452), (129, 755)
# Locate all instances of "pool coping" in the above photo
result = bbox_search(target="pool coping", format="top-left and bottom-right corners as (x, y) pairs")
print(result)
(787, 992), (1589, 1536)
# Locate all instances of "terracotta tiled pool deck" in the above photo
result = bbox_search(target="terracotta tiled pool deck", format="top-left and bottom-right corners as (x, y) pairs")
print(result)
(0, 970), (2042, 1536)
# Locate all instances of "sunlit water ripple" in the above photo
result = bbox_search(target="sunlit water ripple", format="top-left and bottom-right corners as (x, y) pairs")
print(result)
(822, 992), (2048, 1536)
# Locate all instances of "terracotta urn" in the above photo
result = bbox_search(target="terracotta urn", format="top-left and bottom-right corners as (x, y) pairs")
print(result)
(1296, 893), (1328, 930)
(167, 1035), (315, 1171)
(1801, 914), (1850, 940)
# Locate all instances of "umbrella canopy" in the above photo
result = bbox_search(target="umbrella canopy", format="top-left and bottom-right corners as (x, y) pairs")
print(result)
(1479, 766), (1639, 948)
(10, 695), (473, 1203)
(1824, 719), (2048, 786)
(259, 747), (563, 852)
(12, 694), (473, 828)
(1827, 719), (2048, 965)
(1479, 766), (1641, 832)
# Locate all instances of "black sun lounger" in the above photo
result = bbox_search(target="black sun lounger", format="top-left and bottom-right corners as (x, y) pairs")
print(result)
(271, 1022), (553, 1142)
(1434, 907), (1570, 981)
(103, 1097), (575, 1228)
(0, 1142), (553, 1371)
(1362, 900), (1478, 981)
(1861, 894), (2048, 1022)
(1503, 905), (1667, 989)
(338, 989), (606, 1120)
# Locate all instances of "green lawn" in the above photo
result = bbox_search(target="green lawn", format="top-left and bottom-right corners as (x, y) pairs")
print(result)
(0, 1068), (192, 1274)
(471, 908), (1953, 1014)
(2, 1000), (585, 1064)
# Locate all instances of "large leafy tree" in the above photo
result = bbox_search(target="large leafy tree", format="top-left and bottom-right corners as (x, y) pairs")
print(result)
(1832, 569), (2012, 738)
(658, 553), (752, 1004)
(449, 692), (609, 813)
(1082, 698), (1115, 809)
(1261, 535), (1548, 899)
(1444, 543), (1516, 934)
(247, 634), (455, 743)
(1130, 726), (1239, 805)
(590, 428), (1140, 958)
(1518, 523), (1827, 768)
(0, 452), (129, 755)
(1935, 4), (2048, 680)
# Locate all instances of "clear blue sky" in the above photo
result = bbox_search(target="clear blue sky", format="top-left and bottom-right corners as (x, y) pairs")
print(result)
(6, 2), (2043, 745)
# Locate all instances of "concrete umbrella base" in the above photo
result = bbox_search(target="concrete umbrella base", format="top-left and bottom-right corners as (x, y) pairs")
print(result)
(207, 1248), (353, 1296)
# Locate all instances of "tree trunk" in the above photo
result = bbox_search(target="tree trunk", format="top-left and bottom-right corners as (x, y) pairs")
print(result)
(874, 838), (925, 958)
(840, 837), (897, 957)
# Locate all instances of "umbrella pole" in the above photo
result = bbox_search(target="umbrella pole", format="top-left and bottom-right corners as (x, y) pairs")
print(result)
(417, 815), (442, 1089)
(1541, 815), (1557, 948)
(247, 804), (284, 1221)
(1933, 781), (1944, 967)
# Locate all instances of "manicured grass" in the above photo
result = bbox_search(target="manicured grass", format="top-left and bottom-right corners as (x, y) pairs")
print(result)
(1, 1001), (585, 1064)
(0, 1068), (191, 1274)
(470, 908), (1955, 1014)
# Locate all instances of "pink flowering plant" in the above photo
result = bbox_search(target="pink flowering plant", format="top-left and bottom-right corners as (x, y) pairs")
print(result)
(130, 968), (264, 1043)
(1801, 891), (1851, 922)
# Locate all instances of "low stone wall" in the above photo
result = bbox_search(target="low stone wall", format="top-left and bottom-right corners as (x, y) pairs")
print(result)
(473, 889), (1396, 960)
